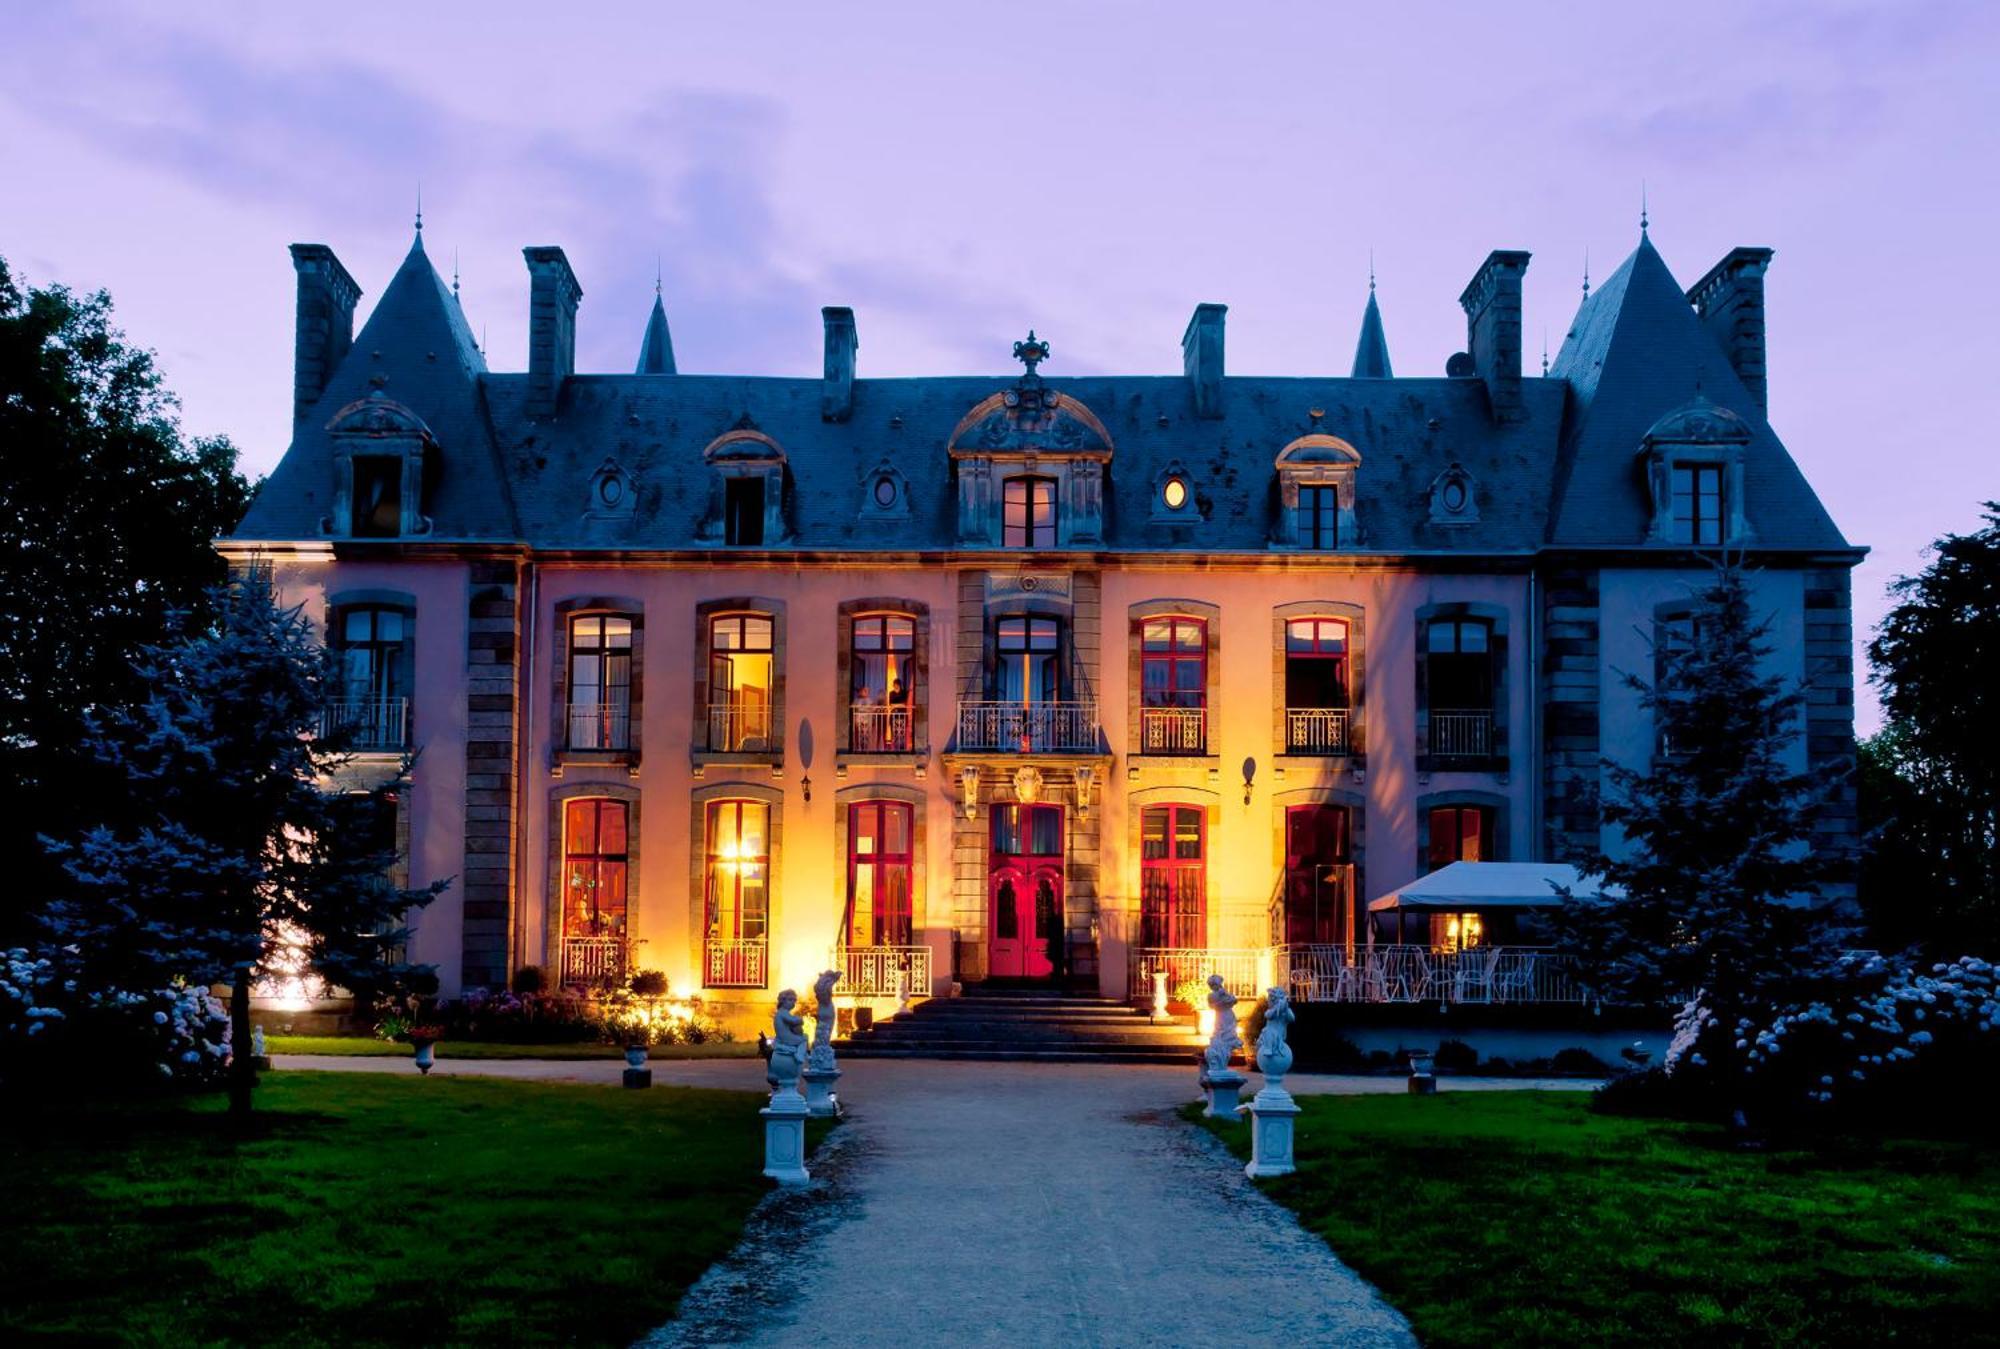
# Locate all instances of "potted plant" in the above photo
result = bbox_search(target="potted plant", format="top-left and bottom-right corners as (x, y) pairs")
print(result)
(405, 1024), (445, 1074)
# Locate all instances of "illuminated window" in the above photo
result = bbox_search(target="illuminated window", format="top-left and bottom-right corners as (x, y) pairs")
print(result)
(847, 801), (913, 946)
(851, 613), (916, 752)
(1140, 804), (1205, 948)
(704, 799), (769, 987)
(993, 616), (1061, 705)
(1002, 475), (1058, 547)
(563, 799), (629, 939)
(567, 615), (632, 750)
(1162, 476), (1188, 511)
(708, 614), (774, 751)
(1140, 617), (1206, 753)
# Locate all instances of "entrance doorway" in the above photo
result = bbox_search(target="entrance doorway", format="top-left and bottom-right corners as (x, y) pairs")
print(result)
(988, 803), (1064, 979)
(1283, 804), (1353, 946)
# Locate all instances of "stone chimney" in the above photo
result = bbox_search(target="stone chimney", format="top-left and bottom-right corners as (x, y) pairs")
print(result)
(1688, 247), (1775, 414)
(288, 244), (360, 422)
(1457, 250), (1531, 422)
(821, 306), (857, 422)
(523, 246), (583, 419)
(1181, 303), (1226, 419)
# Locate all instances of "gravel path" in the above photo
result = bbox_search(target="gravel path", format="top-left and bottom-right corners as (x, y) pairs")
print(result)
(274, 1055), (1595, 1347)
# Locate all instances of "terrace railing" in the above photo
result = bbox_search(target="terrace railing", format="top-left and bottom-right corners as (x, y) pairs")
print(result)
(704, 937), (769, 989)
(1272, 944), (1587, 1005)
(955, 701), (1098, 753)
(1127, 947), (1267, 1000)
(849, 703), (914, 753)
(1428, 709), (1494, 760)
(566, 701), (631, 751)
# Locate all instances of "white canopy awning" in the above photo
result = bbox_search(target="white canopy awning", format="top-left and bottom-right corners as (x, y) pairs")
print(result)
(1366, 861), (1615, 913)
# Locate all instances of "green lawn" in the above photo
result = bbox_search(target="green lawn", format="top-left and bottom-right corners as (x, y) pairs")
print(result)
(267, 1034), (755, 1060)
(2, 1072), (826, 1346)
(1195, 1091), (2000, 1348)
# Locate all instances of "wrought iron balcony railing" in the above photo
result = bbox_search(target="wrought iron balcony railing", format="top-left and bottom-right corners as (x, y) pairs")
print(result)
(839, 944), (931, 999)
(560, 935), (627, 989)
(1428, 709), (1494, 760)
(954, 701), (1098, 753)
(318, 698), (411, 752)
(704, 937), (769, 988)
(849, 702), (914, 753)
(1283, 706), (1350, 755)
(706, 701), (774, 753)
(1139, 705), (1207, 755)
(566, 701), (631, 752)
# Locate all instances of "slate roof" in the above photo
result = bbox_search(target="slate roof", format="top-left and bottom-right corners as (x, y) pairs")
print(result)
(233, 230), (1854, 558)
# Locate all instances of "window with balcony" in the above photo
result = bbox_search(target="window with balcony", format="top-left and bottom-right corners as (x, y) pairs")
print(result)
(328, 605), (411, 751)
(846, 800), (913, 946)
(561, 798), (628, 987)
(961, 615), (1093, 752)
(1002, 475), (1057, 548)
(567, 615), (632, 751)
(1140, 804), (1206, 948)
(850, 613), (916, 753)
(1140, 617), (1207, 754)
(1426, 618), (1493, 762)
(1297, 484), (1339, 550)
(1283, 617), (1350, 754)
(703, 799), (769, 987)
(1671, 464), (1724, 546)
(707, 613), (775, 752)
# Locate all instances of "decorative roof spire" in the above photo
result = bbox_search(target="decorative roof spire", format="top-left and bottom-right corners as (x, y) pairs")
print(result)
(1582, 247), (1591, 301)
(636, 286), (677, 375)
(1640, 181), (1649, 236)
(1013, 329), (1050, 376)
(451, 248), (460, 303)
(415, 183), (423, 236)
(1350, 271), (1393, 379)
(1542, 327), (1550, 377)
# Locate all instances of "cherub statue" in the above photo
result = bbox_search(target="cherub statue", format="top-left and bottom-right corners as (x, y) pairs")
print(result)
(767, 989), (808, 1092)
(808, 968), (841, 1071)
(1202, 974), (1242, 1077)
(1255, 985), (1296, 1084)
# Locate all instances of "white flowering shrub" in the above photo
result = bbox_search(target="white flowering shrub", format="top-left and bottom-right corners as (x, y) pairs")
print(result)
(1655, 954), (1997, 1127)
(4, 947), (69, 1038)
(2, 946), (232, 1092)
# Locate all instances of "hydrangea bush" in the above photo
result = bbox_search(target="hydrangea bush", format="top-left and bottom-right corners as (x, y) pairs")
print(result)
(3, 946), (232, 1091)
(1654, 954), (1997, 1127)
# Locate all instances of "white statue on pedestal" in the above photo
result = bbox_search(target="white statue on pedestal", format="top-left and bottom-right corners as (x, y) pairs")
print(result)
(1202, 974), (1242, 1076)
(767, 989), (808, 1095)
(808, 968), (840, 1072)
(1255, 985), (1296, 1087)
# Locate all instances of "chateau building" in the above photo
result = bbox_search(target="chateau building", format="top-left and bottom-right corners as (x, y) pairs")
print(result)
(224, 221), (1861, 1023)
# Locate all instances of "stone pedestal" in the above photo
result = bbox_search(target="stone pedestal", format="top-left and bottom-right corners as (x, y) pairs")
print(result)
(802, 1066), (842, 1118)
(761, 1088), (811, 1186)
(1202, 1068), (1248, 1119)
(622, 1067), (653, 1089)
(1245, 1084), (1301, 1178)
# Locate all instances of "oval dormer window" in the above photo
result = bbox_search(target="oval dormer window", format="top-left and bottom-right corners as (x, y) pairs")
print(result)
(1162, 476), (1188, 511)
(599, 475), (624, 507)
(1441, 478), (1467, 514)
(874, 475), (898, 508)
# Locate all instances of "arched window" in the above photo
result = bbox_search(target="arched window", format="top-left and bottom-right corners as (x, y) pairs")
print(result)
(703, 799), (770, 987)
(847, 801), (913, 946)
(1002, 475), (1058, 547)
(1139, 805), (1206, 948)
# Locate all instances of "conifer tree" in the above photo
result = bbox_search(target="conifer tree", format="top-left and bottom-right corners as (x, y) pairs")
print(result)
(46, 576), (446, 1114)
(1559, 565), (1850, 1113)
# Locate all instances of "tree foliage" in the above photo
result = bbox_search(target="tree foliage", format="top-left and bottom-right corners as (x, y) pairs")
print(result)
(1557, 566), (1849, 1102)
(46, 579), (447, 1112)
(0, 255), (254, 924)
(1864, 505), (2000, 957)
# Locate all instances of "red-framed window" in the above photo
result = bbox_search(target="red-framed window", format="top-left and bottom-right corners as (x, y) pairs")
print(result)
(847, 801), (913, 946)
(562, 799), (629, 939)
(1141, 617), (1206, 710)
(1671, 464), (1724, 546)
(1282, 804), (1352, 945)
(1002, 475), (1058, 548)
(704, 800), (769, 944)
(1426, 805), (1495, 871)
(1284, 617), (1350, 708)
(1139, 804), (1206, 948)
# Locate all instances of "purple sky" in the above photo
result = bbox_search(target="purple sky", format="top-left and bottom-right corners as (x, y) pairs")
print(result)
(5, 2), (1997, 733)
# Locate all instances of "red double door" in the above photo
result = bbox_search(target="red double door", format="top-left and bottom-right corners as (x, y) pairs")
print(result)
(988, 804), (1064, 979)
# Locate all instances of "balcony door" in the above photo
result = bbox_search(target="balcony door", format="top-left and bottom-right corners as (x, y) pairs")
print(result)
(989, 803), (1063, 979)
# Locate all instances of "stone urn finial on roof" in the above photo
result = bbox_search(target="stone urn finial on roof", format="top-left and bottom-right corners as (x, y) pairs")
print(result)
(1012, 329), (1050, 376)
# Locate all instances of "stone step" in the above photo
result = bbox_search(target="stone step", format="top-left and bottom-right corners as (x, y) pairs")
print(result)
(838, 1042), (1199, 1064)
(853, 1028), (1196, 1049)
(903, 1006), (1166, 1026)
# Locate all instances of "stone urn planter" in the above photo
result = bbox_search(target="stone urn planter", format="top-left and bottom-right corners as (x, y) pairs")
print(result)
(625, 1044), (649, 1069)
(411, 1039), (436, 1075)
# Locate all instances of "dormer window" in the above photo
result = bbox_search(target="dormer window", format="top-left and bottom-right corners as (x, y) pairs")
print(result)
(1003, 476), (1058, 548)
(724, 477), (765, 545)
(351, 456), (403, 537)
(1299, 484), (1339, 550)
(1640, 395), (1751, 548)
(1671, 464), (1724, 546)
(702, 419), (787, 547)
